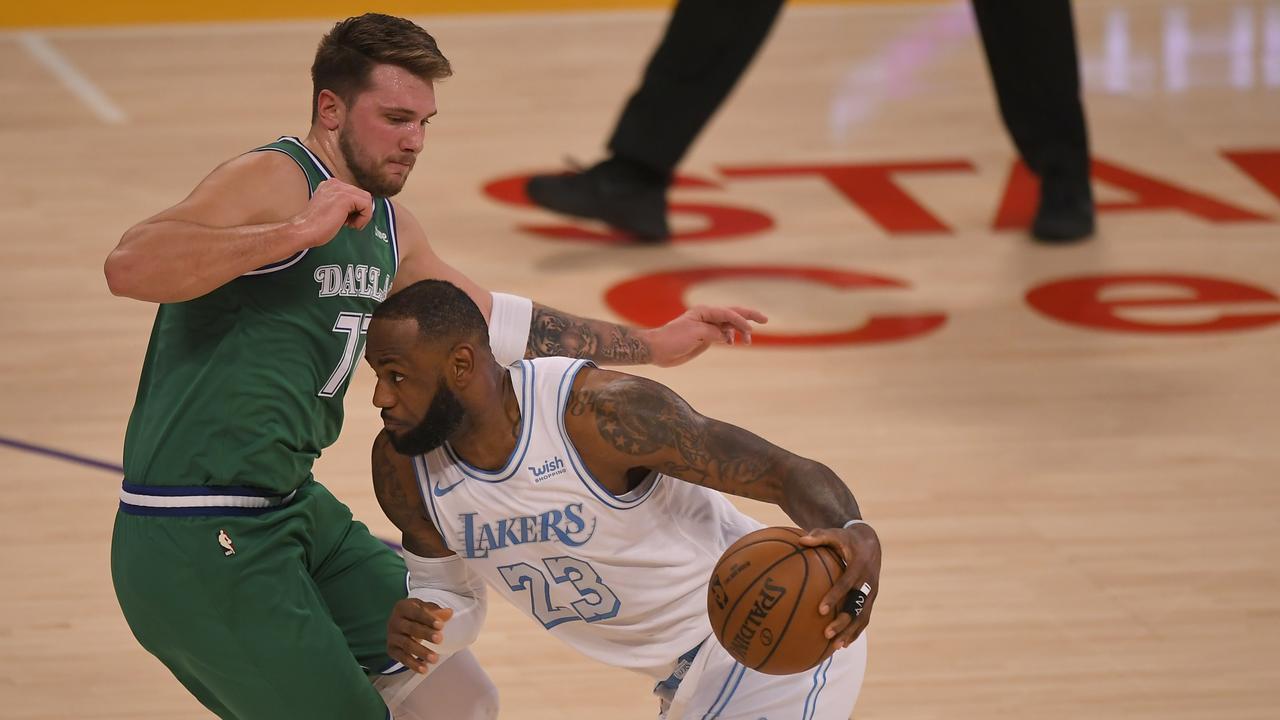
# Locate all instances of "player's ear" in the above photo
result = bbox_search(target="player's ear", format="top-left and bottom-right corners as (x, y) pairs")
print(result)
(316, 89), (345, 131)
(448, 343), (476, 387)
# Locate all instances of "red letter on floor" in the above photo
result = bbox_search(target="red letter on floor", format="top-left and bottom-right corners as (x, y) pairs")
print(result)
(721, 161), (974, 234)
(1222, 149), (1280, 204)
(606, 266), (946, 346)
(1026, 274), (1280, 333)
(994, 159), (1269, 230)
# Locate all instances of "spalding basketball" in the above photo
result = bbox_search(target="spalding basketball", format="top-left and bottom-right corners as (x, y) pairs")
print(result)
(707, 526), (843, 675)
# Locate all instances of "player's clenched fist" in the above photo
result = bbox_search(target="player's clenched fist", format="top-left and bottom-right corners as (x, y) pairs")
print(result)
(386, 598), (454, 675)
(291, 178), (374, 248)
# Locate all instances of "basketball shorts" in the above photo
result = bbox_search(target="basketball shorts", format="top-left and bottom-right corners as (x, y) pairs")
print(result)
(661, 632), (868, 720)
(111, 479), (406, 719)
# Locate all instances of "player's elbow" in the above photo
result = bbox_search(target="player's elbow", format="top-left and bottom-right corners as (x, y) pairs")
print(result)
(105, 228), (182, 302)
(776, 455), (834, 494)
(104, 244), (142, 298)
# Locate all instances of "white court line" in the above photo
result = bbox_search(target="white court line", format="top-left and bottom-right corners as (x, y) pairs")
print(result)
(17, 32), (128, 124)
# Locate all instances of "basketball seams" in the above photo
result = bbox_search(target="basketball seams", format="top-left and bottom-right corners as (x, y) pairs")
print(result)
(713, 541), (805, 644)
(708, 527), (847, 675)
(750, 552), (808, 672)
(718, 526), (803, 557)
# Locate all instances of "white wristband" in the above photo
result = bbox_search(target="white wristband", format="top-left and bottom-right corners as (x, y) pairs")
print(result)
(403, 550), (487, 659)
(843, 519), (871, 530)
(488, 292), (533, 366)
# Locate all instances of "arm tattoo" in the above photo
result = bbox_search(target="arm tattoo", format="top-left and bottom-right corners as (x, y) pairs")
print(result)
(565, 387), (601, 418)
(573, 377), (861, 528)
(372, 434), (474, 556)
(372, 433), (425, 531)
(575, 378), (783, 500)
(526, 304), (652, 365)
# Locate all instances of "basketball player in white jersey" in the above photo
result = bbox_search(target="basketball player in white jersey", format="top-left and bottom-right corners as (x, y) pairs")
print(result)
(365, 280), (882, 719)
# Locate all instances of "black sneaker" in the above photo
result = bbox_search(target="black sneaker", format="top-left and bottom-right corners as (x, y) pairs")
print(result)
(1032, 173), (1095, 243)
(526, 159), (671, 241)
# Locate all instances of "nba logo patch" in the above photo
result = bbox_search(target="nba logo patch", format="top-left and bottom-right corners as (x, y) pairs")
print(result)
(218, 529), (236, 556)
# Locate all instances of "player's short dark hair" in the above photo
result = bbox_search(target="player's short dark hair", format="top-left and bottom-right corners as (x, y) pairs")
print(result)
(311, 13), (452, 122)
(374, 280), (489, 348)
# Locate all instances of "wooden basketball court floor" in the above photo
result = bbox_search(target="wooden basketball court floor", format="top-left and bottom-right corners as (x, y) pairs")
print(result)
(2, 0), (1278, 717)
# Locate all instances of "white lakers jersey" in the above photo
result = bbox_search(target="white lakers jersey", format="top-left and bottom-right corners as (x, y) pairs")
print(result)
(412, 357), (764, 680)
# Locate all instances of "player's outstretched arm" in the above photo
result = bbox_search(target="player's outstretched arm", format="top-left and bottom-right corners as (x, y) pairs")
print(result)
(525, 302), (767, 367)
(105, 152), (373, 303)
(372, 431), (487, 674)
(389, 203), (767, 368)
(562, 366), (880, 648)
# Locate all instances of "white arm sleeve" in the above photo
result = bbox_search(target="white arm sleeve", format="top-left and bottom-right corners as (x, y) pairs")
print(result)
(488, 292), (533, 366)
(405, 550), (488, 659)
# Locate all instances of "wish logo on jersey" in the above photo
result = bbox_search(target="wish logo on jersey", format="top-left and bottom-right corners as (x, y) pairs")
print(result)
(529, 456), (567, 482)
(459, 502), (596, 559)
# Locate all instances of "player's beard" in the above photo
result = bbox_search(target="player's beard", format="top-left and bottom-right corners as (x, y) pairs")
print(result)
(339, 128), (410, 198)
(388, 378), (466, 456)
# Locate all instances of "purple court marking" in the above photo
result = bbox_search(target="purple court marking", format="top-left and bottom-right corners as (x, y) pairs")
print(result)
(0, 435), (124, 474)
(0, 434), (403, 550)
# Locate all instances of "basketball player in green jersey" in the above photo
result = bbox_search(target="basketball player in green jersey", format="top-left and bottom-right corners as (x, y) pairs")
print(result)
(104, 14), (765, 720)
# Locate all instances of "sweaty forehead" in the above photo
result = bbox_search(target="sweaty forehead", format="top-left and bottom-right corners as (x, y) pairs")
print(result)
(360, 65), (437, 110)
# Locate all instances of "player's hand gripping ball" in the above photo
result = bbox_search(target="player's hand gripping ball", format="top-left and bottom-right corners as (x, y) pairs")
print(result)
(707, 526), (869, 675)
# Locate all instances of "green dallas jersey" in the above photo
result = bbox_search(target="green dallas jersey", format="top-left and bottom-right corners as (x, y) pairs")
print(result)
(122, 137), (399, 494)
